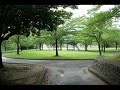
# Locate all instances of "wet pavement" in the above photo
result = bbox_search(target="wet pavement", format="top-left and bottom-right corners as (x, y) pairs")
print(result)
(2, 57), (108, 85)
(43, 66), (108, 85)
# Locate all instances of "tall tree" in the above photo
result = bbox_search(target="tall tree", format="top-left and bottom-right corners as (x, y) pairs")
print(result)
(0, 5), (78, 68)
(51, 9), (76, 56)
(16, 35), (20, 55)
(85, 9), (116, 55)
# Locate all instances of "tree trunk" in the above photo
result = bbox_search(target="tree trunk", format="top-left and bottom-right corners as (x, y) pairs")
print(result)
(55, 30), (58, 56)
(98, 42), (102, 55)
(39, 43), (41, 50)
(116, 42), (118, 50)
(42, 44), (43, 50)
(67, 43), (68, 50)
(0, 41), (4, 68)
(103, 44), (105, 53)
(55, 38), (58, 56)
(17, 35), (20, 55)
(94, 33), (102, 55)
(85, 43), (88, 51)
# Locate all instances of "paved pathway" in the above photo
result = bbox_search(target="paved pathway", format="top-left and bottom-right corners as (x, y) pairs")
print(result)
(2, 57), (108, 85)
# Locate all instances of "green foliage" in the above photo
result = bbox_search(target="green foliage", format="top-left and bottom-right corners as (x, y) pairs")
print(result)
(34, 30), (54, 45)
(20, 35), (35, 48)
(2, 40), (16, 51)
(2, 5), (120, 57)
(0, 5), (78, 41)
(87, 5), (102, 15)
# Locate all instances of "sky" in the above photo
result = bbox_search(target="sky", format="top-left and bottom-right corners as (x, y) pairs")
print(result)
(64, 5), (120, 28)
(65, 5), (115, 18)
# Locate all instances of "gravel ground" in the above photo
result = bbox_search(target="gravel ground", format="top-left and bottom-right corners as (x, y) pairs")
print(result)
(0, 63), (46, 85)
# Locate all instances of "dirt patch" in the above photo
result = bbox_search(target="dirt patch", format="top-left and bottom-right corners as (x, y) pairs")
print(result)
(0, 63), (47, 85)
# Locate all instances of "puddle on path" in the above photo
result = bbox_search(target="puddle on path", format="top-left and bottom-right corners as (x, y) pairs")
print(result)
(57, 69), (64, 73)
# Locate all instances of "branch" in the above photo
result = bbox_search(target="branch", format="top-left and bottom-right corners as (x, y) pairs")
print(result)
(92, 33), (99, 43)
(3, 32), (15, 41)
(1, 33), (6, 38)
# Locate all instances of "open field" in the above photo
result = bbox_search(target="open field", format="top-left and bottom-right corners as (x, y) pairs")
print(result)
(3, 49), (117, 60)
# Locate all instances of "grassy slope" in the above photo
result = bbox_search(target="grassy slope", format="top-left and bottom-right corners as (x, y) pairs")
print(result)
(105, 53), (120, 62)
(3, 50), (115, 59)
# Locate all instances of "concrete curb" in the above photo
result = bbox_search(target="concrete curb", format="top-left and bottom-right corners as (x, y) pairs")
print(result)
(88, 60), (120, 85)
(88, 67), (111, 85)
(2, 56), (95, 60)
(36, 66), (47, 85)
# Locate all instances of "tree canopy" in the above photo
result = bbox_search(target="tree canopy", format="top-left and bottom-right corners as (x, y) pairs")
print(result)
(0, 5), (78, 68)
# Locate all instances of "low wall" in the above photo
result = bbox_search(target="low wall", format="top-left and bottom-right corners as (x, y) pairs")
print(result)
(88, 60), (120, 85)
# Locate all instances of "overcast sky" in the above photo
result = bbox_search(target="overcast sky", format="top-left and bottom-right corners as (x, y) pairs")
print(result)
(65, 5), (115, 18)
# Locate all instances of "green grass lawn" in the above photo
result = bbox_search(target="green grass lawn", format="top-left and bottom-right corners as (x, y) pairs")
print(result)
(88, 47), (120, 51)
(3, 50), (115, 60)
(88, 48), (120, 62)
